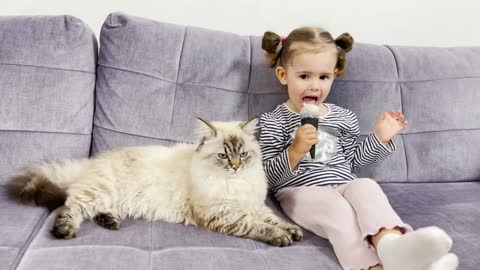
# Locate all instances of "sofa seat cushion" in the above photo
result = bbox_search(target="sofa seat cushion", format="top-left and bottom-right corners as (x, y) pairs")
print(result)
(0, 186), (48, 270)
(11, 181), (478, 270)
(382, 182), (480, 269)
(16, 209), (339, 270)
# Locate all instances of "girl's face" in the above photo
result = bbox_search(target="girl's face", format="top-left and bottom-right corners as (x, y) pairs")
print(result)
(276, 47), (338, 113)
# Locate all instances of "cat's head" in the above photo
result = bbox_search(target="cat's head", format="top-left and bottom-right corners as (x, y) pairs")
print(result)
(192, 118), (261, 175)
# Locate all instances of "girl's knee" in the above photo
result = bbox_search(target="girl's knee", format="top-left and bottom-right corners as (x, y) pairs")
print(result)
(352, 178), (381, 191)
(278, 186), (336, 206)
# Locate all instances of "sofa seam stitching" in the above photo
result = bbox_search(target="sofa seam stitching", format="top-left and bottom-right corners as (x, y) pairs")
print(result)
(98, 63), (251, 94)
(9, 210), (50, 270)
(96, 63), (480, 84)
(0, 129), (91, 136)
(168, 26), (187, 137)
(247, 36), (252, 119)
(149, 221), (153, 270)
(24, 244), (321, 252)
(93, 123), (480, 142)
(337, 76), (480, 83)
(252, 238), (272, 270)
(93, 125), (190, 143)
(385, 45), (408, 183)
(359, 128), (480, 136)
(0, 62), (95, 75)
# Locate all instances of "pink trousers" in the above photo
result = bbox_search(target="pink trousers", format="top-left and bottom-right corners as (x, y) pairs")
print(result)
(275, 178), (413, 270)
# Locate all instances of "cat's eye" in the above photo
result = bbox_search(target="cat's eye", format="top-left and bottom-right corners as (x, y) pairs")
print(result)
(240, 152), (249, 158)
(217, 153), (228, 159)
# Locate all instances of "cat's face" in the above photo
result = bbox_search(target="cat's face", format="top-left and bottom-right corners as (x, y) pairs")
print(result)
(193, 118), (261, 175)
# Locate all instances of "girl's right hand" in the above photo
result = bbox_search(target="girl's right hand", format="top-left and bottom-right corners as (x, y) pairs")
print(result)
(290, 124), (319, 156)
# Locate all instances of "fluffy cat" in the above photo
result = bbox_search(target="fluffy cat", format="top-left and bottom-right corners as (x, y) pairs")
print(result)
(8, 118), (303, 246)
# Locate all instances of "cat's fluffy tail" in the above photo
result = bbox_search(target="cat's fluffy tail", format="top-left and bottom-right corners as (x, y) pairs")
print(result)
(7, 160), (88, 210)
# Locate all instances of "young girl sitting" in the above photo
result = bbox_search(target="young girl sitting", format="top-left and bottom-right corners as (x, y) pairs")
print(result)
(259, 27), (459, 270)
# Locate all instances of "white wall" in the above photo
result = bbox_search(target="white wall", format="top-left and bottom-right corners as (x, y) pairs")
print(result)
(2, 0), (480, 47)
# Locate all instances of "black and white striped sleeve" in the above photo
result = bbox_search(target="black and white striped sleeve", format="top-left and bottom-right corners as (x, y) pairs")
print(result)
(340, 111), (396, 171)
(259, 113), (298, 189)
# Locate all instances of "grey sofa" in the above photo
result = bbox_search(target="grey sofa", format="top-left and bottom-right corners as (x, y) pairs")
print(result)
(1, 12), (479, 270)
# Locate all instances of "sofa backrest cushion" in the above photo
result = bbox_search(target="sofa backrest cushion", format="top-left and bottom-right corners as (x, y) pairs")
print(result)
(0, 15), (97, 184)
(94, 12), (480, 183)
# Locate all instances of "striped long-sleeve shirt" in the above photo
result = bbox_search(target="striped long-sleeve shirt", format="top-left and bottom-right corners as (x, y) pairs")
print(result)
(259, 103), (396, 193)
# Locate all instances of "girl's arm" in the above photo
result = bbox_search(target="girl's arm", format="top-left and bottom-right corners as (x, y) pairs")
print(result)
(340, 112), (396, 171)
(259, 114), (299, 189)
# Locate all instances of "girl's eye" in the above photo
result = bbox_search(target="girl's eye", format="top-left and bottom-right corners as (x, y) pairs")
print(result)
(320, 75), (329, 80)
(240, 152), (249, 158)
(300, 74), (309, 79)
(218, 153), (228, 159)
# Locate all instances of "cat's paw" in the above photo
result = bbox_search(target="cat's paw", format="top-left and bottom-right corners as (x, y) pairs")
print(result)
(268, 229), (293, 247)
(95, 213), (121, 230)
(51, 219), (78, 239)
(285, 224), (303, 241)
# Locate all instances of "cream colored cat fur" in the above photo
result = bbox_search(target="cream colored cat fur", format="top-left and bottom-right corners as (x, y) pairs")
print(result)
(8, 119), (302, 246)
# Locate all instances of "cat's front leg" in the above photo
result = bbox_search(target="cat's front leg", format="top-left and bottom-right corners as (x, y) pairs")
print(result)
(202, 210), (295, 246)
(257, 206), (303, 241)
(253, 223), (294, 247)
(226, 219), (294, 247)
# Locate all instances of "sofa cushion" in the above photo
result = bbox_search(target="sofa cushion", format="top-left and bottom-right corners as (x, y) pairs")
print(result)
(15, 195), (340, 270)
(327, 45), (480, 183)
(90, 12), (480, 270)
(93, 12), (252, 152)
(0, 15), (97, 185)
(93, 13), (480, 185)
(13, 181), (479, 270)
(0, 15), (97, 270)
(0, 186), (48, 270)
(381, 182), (480, 270)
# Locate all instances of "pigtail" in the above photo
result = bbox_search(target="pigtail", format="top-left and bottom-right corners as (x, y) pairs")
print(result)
(335, 33), (353, 52)
(334, 33), (354, 76)
(262, 31), (282, 68)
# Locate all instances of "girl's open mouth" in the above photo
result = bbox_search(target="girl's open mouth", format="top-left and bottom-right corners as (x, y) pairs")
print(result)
(302, 96), (318, 104)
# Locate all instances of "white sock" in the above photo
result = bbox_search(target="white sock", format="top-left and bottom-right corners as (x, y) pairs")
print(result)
(426, 253), (459, 270)
(377, 226), (453, 270)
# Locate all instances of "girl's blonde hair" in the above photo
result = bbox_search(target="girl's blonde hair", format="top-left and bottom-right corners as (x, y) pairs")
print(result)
(261, 27), (353, 76)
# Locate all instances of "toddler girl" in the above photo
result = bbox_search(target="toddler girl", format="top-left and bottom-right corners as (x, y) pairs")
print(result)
(259, 28), (458, 270)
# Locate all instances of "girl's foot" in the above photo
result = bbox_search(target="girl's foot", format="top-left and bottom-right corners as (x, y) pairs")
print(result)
(377, 226), (452, 270)
(426, 253), (459, 270)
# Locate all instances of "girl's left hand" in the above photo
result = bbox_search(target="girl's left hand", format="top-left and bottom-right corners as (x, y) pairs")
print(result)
(374, 110), (408, 144)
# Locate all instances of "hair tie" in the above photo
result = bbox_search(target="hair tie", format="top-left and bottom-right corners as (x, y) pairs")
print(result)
(280, 36), (286, 45)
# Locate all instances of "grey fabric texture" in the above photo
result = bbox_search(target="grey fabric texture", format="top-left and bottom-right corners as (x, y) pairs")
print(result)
(16, 196), (339, 270)
(14, 183), (480, 270)
(381, 182), (480, 270)
(2, 12), (479, 270)
(0, 187), (48, 270)
(0, 15), (97, 270)
(0, 15), (97, 185)
(93, 13), (480, 183)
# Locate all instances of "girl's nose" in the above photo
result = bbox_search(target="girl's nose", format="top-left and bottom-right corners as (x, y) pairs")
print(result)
(310, 80), (320, 91)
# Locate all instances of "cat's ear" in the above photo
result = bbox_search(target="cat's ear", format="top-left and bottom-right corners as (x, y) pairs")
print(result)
(239, 117), (258, 136)
(196, 117), (217, 138)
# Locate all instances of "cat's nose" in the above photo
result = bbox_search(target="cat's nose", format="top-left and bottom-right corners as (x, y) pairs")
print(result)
(231, 160), (240, 171)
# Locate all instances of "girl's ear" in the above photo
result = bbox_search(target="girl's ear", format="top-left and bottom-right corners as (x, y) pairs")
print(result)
(275, 66), (288, 85)
(334, 68), (340, 78)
